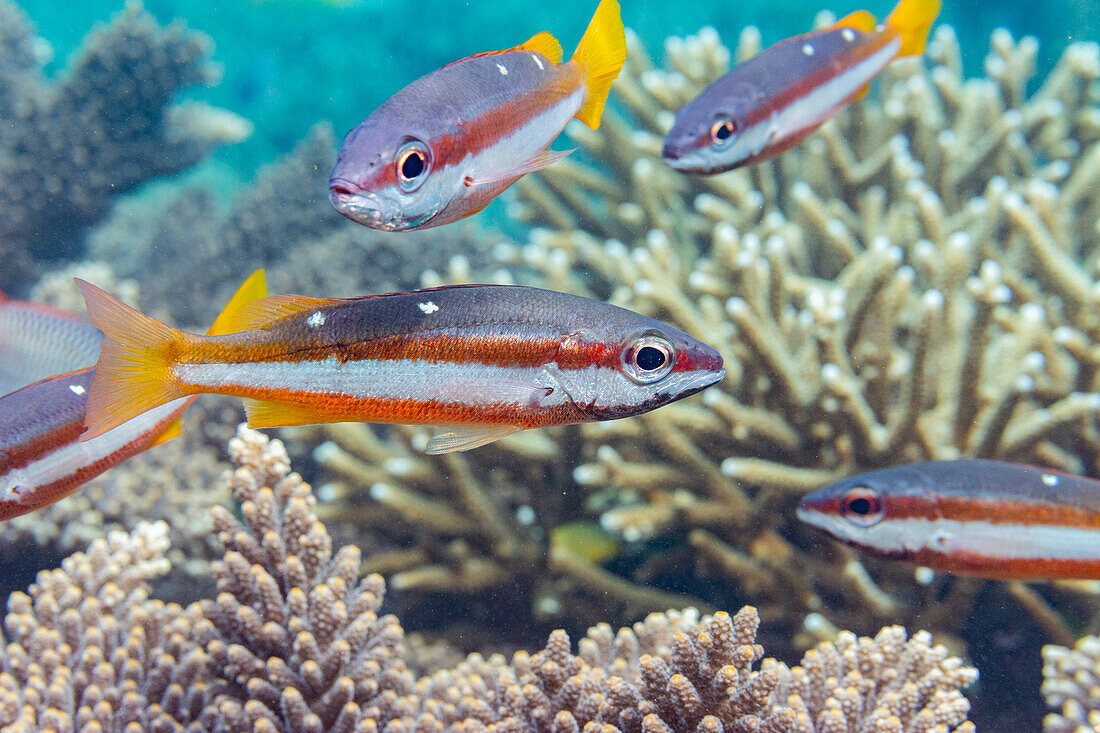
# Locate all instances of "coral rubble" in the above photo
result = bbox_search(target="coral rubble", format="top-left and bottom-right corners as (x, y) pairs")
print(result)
(1044, 635), (1100, 733)
(0, 0), (249, 293)
(0, 426), (978, 733)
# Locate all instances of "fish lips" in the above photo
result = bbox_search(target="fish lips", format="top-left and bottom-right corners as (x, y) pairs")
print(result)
(328, 182), (437, 232)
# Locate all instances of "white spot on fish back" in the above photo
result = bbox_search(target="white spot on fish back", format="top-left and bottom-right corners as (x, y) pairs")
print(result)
(1042, 473), (1059, 486)
(802, 43), (815, 56)
(842, 28), (856, 42)
(307, 311), (326, 328)
(69, 383), (86, 395)
(418, 301), (439, 314)
(532, 54), (544, 70)
(496, 62), (509, 75)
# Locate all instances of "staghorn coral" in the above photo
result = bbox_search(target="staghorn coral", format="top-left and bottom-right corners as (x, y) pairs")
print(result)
(0, 521), (214, 732)
(0, 425), (978, 733)
(293, 25), (1100, 679)
(194, 424), (415, 732)
(0, 0), (249, 292)
(1043, 635), (1100, 733)
(86, 124), (500, 330)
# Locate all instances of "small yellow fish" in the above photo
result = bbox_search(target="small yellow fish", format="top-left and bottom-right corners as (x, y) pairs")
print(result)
(550, 521), (623, 564)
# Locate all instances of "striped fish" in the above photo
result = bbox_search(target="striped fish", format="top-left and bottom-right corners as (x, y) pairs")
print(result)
(797, 459), (1100, 579)
(75, 283), (725, 454)
(328, 0), (626, 231)
(662, 0), (940, 174)
(0, 289), (102, 396)
(0, 271), (267, 521)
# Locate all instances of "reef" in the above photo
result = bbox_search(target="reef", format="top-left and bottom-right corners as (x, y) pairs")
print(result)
(298, 23), (1100, 671)
(0, 426), (978, 733)
(1043, 635), (1100, 732)
(0, 1), (250, 294)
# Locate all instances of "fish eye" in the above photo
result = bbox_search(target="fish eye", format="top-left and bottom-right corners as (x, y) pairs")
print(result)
(839, 486), (885, 527)
(710, 117), (736, 146)
(622, 335), (676, 384)
(395, 139), (431, 192)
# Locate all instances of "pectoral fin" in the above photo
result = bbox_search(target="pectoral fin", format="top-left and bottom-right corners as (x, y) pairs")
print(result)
(425, 425), (521, 454)
(464, 149), (574, 187)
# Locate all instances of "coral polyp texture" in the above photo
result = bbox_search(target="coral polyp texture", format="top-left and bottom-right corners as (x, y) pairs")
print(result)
(0, 0), (249, 292)
(1043, 635), (1100, 733)
(0, 426), (978, 733)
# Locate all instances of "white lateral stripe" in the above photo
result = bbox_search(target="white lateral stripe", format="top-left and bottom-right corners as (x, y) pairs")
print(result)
(871, 516), (1100, 561)
(1, 399), (188, 500)
(177, 358), (580, 407)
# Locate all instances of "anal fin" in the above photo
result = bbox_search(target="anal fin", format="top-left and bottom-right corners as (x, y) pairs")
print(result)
(147, 417), (184, 447)
(244, 398), (338, 428)
(425, 425), (521, 454)
(464, 148), (574, 187)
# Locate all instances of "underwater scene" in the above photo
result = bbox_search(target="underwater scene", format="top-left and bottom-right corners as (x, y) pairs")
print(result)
(1, 0), (1099, 730)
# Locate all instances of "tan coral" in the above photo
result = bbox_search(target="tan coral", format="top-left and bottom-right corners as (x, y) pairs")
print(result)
(1043, 635), (1100, 733)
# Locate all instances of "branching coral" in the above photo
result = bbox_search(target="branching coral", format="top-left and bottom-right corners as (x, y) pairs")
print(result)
(1043, 635), (1100, 733)
(0, 426), (978, 733)
(292, 25), (1100, 679)
(0, 0), (249, 292)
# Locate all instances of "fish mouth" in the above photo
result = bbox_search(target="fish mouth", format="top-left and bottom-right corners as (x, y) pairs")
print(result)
(328, 189), (437, 232)
(661, 367), (726, 402)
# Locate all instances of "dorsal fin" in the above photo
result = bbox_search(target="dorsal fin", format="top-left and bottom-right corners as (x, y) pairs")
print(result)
(206, 269), (268, 336)
(519, 31), (563, 64)
(832, 9), (876, 32)
(238, 294), (344, 330)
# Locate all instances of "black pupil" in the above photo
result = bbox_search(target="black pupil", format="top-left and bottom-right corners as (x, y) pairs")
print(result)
(714, 122), (732, 140)
(636, 346), (666, 371)
(845, 494), (874, 515)
(401, 151), (425, 179)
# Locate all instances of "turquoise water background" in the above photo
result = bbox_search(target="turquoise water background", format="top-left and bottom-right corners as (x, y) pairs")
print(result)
(17, 0), (1097, 178)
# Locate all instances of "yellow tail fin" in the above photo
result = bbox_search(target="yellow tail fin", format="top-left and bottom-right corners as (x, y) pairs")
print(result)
(886, 0), (941, 56)
(77, 269), (268, 440)
(570, 0), (626, 129)
(76, 281), (189, 440)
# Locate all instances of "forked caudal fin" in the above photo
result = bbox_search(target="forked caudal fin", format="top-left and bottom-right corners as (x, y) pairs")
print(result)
(570, 0), (627, 129)
(76, 269), (268, 440)
(885, 0), (941, 56)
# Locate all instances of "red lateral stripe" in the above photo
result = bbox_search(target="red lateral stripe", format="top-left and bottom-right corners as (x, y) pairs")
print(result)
(438, 65), (582, 163)
(186, 332), (618, 370)
(901, 547), (1100, 580)
(886, 495), (1100, 529)
(2, 417), (85, 473)
(244, 389), (585, 429)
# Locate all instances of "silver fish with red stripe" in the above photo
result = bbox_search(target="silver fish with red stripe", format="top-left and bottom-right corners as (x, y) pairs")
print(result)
(798, 459), (1100, 579)
(329, 0), (626, 231)
(76, 283), (725, 454)
(0, 289), (103, 395)
(0, 271), (267, 521)
(662, 0), (940, 174)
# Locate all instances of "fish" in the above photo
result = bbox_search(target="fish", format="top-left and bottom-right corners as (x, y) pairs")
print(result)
(661, 0), (941, 174)
(550, 520), (623, 564)
(0, 289), (103, 395)
(328, 0), (626, 231)
(0, 271), (267, 521)
(797, 459), (1100, 580)
(75, 283), (725, 454)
